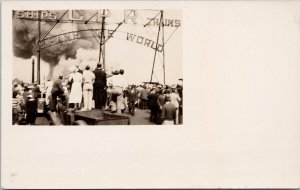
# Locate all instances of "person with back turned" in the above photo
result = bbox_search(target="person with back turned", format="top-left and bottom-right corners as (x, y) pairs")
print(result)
(170, 86), (181, 124)
(93, 63), (107, 110)
(160, 94), (176, 125)
(82, 65), (95, 111)
(110, 69), (128, 113)
(51, 75), (64, 112)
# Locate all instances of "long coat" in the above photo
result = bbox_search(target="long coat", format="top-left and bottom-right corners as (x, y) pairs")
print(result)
(68, 72), (83, 104)
(93, 68), (107, 108)
(93, 68), (107, 88)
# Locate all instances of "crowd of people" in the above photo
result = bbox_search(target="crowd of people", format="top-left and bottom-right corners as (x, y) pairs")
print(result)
(12, 80), (41, 125)
(12, 63), (183, 125)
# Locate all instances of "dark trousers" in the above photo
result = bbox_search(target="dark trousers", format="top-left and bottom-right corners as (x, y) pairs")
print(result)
(94, 88), (106, 109)
(150, 107), (159, 123)
(13, 109), (19, 124)
(51, 91), (63, 112)
(26, 112), (36, 124)
(140, 99), (147, 109)
(26, 100), (37, 124)
(157, 109), (163, 124)
(128, 100), (136, 115)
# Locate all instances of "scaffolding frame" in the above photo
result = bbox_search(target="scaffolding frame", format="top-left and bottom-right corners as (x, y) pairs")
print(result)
(16, 9), (169, 84)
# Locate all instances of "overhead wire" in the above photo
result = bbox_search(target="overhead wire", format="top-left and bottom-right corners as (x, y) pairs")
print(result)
(40, 10), (69, 41)
(17, 9), (179, 83)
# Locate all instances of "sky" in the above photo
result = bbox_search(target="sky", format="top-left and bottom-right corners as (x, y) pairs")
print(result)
(13, 9), (182, 85)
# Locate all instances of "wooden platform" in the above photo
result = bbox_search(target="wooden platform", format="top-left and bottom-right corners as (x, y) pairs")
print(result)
(67, 110), (130, 125)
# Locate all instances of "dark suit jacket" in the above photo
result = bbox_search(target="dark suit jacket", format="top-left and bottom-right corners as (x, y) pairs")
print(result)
(93, 68), (107, 88)
(51, 79), (64, 94)
(148, 93), (159, 109)
(32, 85), (41, 99)
(128, 89), (138, 102)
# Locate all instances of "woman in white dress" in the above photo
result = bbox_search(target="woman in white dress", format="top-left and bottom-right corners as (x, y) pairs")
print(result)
(68, 68), (83, 111)
(45, 78), (53, 106)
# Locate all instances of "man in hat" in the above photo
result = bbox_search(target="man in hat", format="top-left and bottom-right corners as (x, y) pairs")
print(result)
(32, 81), (41, 100)
(12, 90), (23, 124)
(140, 85), (149, 110)
(148, 88), (159, 123)
(51, 75), (64, 112)
(110, 69), (128, 113)
(25, 94), (37, 125)
(160, 94), (176, 125)
(13, 82), (22, 92)
(82, 65), (95, 111)
(93, 63), (107, 109)
(127, 85), (138, 115)
(45, 78), (53, 106)
(157, 88), (165, 124)
(170, 86), (181, 124)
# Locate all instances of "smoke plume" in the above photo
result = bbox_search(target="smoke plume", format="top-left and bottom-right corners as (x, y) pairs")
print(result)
(13, 10), (100, 78)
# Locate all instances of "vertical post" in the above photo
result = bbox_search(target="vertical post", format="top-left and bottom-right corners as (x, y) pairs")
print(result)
(162, 11), (166, 85)
(37, 10), (41, 84)
(32, 59), (35, 83)
(99, 9), (106, 70)
(103, 28), (106, 71)
(150, 11), (163, 83)
(98, 37), (102, 62)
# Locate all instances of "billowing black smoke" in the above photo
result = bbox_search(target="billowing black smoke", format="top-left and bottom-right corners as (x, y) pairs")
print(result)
(13, 19), (39, 59)
(13, 10), (100, 77)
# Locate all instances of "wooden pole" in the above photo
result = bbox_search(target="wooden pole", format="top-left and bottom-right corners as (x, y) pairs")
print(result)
(99, 9), (106, 70)
(103, 25), (106, 71)
(162, 11), (166, 85)
(150, 11), (163, 83)
(37, 10), (41, 84)
(32, 59), (35, 83)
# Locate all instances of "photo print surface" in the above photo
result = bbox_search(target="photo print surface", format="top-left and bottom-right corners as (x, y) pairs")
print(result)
(12, 9), (182, 126)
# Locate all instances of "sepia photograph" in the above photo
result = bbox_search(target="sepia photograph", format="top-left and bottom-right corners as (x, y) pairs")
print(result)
(12, 9), (182, 125)
(3, 1), (300, 189)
